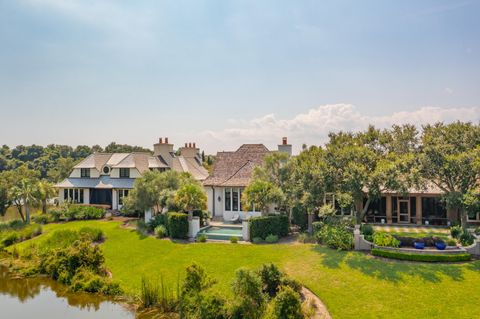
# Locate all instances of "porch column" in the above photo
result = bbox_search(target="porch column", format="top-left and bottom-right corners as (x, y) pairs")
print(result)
(416, 196), (422, 225)
(84, 189), (90, 204)
(58, 188), (64, 204)
(386, 195), (392, 224)
(112, 190), (118, 210)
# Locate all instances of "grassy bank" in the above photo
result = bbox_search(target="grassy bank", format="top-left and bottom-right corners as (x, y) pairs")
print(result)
(9, 220), (480, 319)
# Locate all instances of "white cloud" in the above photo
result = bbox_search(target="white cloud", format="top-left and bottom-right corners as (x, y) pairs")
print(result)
(444, 87), (454, 95)
(198, 104), (480, 154)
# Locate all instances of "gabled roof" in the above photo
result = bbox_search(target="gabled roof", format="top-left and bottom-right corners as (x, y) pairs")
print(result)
(74, 153), (123, 171)
(203, 144), (270, 187)
(172, 156), (209, 181)
(112, 153), (152, 173)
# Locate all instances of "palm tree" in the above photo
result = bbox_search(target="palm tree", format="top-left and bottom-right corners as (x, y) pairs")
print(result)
(12, 179), (38, 223)
(174, 183), (207, 219)
(37, 181), (56, 214)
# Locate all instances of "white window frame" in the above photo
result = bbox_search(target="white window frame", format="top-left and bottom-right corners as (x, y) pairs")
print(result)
(118, 189), (129, 206)
(64, 188), (84, 203)
(467, 212), (480, 222)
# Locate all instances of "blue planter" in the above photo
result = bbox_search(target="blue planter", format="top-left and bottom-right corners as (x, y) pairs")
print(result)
(435, 242), (446, 250)
(414, 242), (425, 249)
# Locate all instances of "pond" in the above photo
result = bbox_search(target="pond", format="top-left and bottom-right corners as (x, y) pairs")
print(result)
(0, 266), (135, 319)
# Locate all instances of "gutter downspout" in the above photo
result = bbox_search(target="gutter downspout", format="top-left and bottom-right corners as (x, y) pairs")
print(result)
(211, 186), (216, 217)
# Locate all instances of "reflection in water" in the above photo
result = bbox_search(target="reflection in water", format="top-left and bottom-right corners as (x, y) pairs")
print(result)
(0, 266), (134, 319)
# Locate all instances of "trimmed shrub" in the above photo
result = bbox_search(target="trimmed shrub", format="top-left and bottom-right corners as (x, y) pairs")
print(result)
(270, 286), (303, 319)
(447, 238), (457, 246)
(265, 234), (279, 244)
(373, 232), (400, 248)
(230, 236), (238, 244)
(32, 215), (51, 225)
(360, 224), (374, 241)
(249, 215), (288, 241)
(147, 214), (168, 232)
(460, 230), (475, 246)
(291, 205), (308, 231)
(79, 227), (104, 242)
(312, 221), (323, 234)
(197, 234), (207, 243)
(371, 248), (471, 262)
(450, 225), (462, 239)
(154, 225), (168, 238)
(252, 237), (264, 244)
(167, 212), (189, 239)
(315, 224), (353, 250)
(64, 205), (105, 221)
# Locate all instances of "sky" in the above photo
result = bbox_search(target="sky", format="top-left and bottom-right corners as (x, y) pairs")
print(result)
(0, 0), (479, 154)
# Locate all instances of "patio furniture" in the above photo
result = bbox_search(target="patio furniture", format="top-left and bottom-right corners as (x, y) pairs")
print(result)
(230, 213), (240, 223)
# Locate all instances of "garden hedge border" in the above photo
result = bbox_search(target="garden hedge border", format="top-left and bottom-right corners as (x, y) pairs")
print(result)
(249, 214), (289, 241)
(371, 248), (471, 262)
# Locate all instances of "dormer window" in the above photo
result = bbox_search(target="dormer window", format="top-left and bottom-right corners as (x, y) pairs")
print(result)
(120, 168), (130, 178)
(80, 168), (90, 178)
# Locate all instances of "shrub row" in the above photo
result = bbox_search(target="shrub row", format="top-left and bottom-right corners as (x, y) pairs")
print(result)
(371, 248), (471, 262)
(64, 205), (106, 221)
(315, 224), (353, 250)
(167, 213), (189, 239)
(0, 224), (42, 248)
(249, 214), (288, 241)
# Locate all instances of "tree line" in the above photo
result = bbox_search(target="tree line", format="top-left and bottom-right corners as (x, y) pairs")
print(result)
(243, 122), (480, 230)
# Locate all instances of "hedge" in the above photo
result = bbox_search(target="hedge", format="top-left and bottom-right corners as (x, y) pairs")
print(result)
(249, 214), (289, 240)
(167, 212), (189, 239)
(371, 248), (471, 262)
(64, 205), (105, 220)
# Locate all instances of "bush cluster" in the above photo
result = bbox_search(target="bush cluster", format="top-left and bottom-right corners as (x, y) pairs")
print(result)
(265, 234), (279, 243)
(0, 223), (42, 248)
(371, 248), (471, 262)
(450, 225), (462, 239)
(360, 224), (374, 242)
(154, 225), (168, 238)
(373, 232), (400, 248)
(64, 205), (105, 221)
(459, 230), (475, 246)
(315, 224), (353, 250)
(36, 230), (120, 295)
(249, 214), (288, 241)
(291, 205), (308, 231)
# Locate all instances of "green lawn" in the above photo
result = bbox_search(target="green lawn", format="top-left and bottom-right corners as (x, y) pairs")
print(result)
(12, 220), (480, 319)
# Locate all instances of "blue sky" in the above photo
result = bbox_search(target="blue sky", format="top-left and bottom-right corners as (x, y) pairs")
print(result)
(0, 0), (479, 153)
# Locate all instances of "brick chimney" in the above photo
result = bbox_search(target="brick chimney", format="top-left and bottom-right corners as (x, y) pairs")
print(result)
(277, 137), (292, 156)
(153, 137), (174, 166)
(180, 141), (201, 161)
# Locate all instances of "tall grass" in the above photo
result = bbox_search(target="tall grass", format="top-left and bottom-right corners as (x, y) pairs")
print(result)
(140, 276), (179, 313)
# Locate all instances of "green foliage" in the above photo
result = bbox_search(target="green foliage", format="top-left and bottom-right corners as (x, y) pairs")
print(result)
(64, 205), (105, 220)
(373, 232), (400, 247)
(136, 220), (149, 236)
(265, 234), (279, 243)
(446, 238), (457, 246)
(296, 232), (315, 243)
(459, 230), (475, 246)
(249, 214), (289, 240)
(291, 205), (308, 231)
(315, 224), (354, 250)
(243, 179), (285, 214)
(154, 225), (168, 238)
(49, 210), (62, 222)
(450, 225), (462, 239)
(270, 286), (303, 319)
(32, 214), (51, 224)
(140, 276), (178, 312)
(147, 214), (168, 232)
(78, 227), (104, 242)
(230, 268), (266, 319)
(175, 183), (208, 213)
(361, 224), (375, 241)
(197, 234), (207, 242)
(71, 268), (121, 295)
(371, 249), (471, 262)
(312, 221), (323, 234)
(0, 224), (42, 248)
(258, 263), (283, 297)
(167, 212), (189, 239)
(230, 236), (238, 243)
(252, 237), (264, 244)
(475, 227), (480, 236)
(318, 204), (336, 218)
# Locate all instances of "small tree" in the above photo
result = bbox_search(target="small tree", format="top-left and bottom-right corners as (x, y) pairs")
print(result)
(270, 286), (303, 319)
(242, 180), (284, 216)
(12, 179), (38, 223)
(174, 183), (207, 219)
(36, 180), (56, 214)
(230, 268), (266, 319)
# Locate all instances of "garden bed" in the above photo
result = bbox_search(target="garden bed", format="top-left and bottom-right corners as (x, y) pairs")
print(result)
(371, 248), (471, 262)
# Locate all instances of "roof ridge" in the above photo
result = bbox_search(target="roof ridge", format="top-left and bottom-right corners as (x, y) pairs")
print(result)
(219, 159), (252, 186)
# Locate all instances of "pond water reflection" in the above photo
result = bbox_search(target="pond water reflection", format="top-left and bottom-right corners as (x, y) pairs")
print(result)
(0, 266), (134, 319)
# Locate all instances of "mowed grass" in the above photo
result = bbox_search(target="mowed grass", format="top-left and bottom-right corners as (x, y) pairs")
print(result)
(13, 220), (480, 319)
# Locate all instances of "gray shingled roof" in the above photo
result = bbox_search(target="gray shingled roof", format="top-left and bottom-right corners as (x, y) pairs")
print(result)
(55, 176), (135, 189)
(172, 156), (209, 181)
(203, 144), (270, 187)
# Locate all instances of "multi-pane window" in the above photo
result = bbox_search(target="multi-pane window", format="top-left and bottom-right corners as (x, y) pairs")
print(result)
(224, 188), (250, 212)
(119, 168), (130, 178)
(118, 189), (129, 206)
(64, 188), (84, 203)
(80, 168), (90, 178)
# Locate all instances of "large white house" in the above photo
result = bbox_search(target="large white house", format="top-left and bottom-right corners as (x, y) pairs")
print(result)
(55, 138), (208, 210)
(203, 138), (292, 221)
